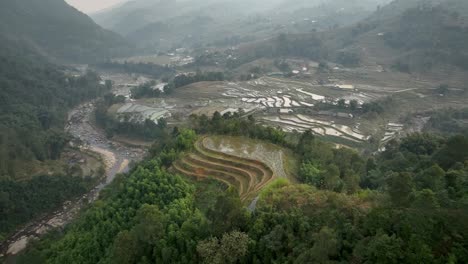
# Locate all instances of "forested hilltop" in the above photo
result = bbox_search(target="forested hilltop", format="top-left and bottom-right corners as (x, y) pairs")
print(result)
(18, 114), (468, 263)
(0, 0), (131, 63)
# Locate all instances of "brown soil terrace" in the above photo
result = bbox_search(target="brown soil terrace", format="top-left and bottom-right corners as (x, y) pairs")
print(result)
(173, 137), (276, 201)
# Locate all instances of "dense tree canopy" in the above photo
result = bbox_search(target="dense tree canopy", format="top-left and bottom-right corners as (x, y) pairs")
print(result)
(0, 39), (110, 179)
(0, 37), (111, 240)
(0, 175), (93, 239)
(17, 123), (468, 263)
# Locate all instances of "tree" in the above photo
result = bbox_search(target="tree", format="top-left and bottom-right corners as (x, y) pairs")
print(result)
(387, 172), (414, 207)
(337, 99), (347, 109)
(132, 205), (166, 244)
(105, 80), (113, 90)
(324, 165), (342, 192)
(158, 118), (168, 129)
(296, 130), (316, 155)
(415, 165), (444, 191)
(343, 169), (360, 194)
(337, 51), (361, 67)
(445, 169), (466, 199)
(318, 61), (329, 73)
(436, 84), (449, 96)
(110, 231), (140, 264)
(176, 129), (197, 150)
(295, 227), (338, 264)
(299, 162), (323, 186)
(45, 129), (71, 160)
(197, 231), (249, 264)
(358, 233), (404, 264)
(412, 189), (440, 209)
(349, 100), (358, 111)
(434, 135), (468, 169)
(207, 191), (249, 236)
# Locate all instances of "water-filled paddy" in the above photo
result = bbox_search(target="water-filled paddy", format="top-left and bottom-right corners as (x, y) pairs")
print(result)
(203, 135), (296, 179)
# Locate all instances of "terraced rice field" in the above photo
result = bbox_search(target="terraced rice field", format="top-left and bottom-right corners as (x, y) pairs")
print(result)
(261, 114), (370, 144)
(173, 136), (293, 201)
(115, 103), (170, 123)
(381, 122), (404, 144)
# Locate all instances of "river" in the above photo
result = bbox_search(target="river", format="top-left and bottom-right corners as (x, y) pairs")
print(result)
(0, 101), (146, 260)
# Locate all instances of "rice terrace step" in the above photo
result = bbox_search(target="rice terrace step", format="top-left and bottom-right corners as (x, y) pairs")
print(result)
(172, 136), (296, 201)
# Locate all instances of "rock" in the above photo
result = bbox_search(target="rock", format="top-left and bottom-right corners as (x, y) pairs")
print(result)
(7, 236), (29, 255)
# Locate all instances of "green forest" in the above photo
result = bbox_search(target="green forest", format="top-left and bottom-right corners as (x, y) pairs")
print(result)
(2, 0), (468, 262)
(0, 37), (109, 239)
(383, 6), (468, 70)
(0, 175), (94, 240)
(18, 113), (468, 264)
(0, 37), (110, 179)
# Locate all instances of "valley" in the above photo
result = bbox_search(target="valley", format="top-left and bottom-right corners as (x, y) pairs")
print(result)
(6, 42), (464, 259)
(1, 100), (145, 259)
(2, 0), (468, 263)
(99, 58), (466, 151)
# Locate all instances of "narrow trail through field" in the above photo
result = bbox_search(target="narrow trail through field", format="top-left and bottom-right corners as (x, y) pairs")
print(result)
(1, 102), (145, 259)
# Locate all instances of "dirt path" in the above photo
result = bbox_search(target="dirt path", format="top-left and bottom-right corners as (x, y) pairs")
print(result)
(0, 102), (145, 260)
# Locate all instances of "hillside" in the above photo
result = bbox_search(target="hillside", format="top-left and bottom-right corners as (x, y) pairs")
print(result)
(216, 0), (468, 76)
(328, 0), (468, 72)
(0, 33), (114, 240)
(0, 0), (131, 63)
(93, 0), (390, 51)
(92, 0), (225, 35)
(16, 118), (468, 263)
(0, 36), (109, 179)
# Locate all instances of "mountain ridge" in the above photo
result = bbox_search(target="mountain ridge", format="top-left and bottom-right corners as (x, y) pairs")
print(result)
(0, 0), (132, 63)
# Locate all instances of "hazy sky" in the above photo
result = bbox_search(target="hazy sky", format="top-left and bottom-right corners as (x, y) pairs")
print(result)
(65, 0), (126, 14)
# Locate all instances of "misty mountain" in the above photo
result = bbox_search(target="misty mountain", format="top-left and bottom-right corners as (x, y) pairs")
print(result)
(93, 0), (391, 51)
(92, 0), (226, 35)
(321, 0), (468, 72)
(275, 0), (390, 12)
(0, 0), (132, 63)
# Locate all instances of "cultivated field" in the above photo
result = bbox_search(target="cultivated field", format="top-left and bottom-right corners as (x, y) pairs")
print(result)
(173, 136), (296, 201)
(261, 114), (369, 143)
(103, 66), (468, 151)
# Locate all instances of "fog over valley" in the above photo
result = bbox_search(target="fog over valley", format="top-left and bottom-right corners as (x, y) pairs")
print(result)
(1, 0), (468, 263)
(65, 0), (126, 13)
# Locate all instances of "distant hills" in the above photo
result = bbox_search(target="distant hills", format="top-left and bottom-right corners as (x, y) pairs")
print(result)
(95, 0), (468, 74)
(92, 0), (223, 36)
(330, 0), (468, 72)
(234, 0), (468, 73)
(0, 0), (132, 63)
(91, 0), (391, 52)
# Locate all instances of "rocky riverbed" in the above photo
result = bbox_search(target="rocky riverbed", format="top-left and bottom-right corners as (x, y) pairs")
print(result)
(0, 102), (146, 260)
